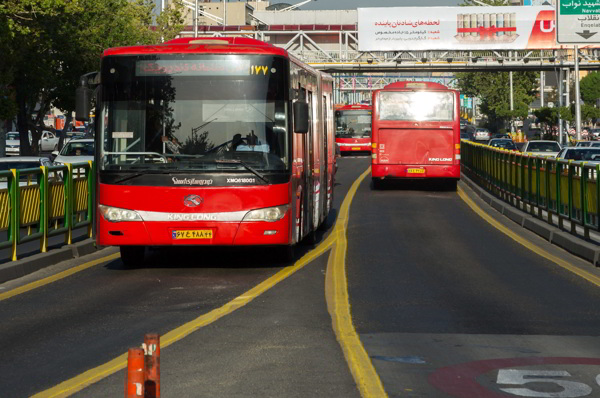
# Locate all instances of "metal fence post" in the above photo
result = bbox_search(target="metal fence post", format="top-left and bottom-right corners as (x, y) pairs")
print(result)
(66, 163), (73, 245)
(10, 169), (17, 261)
(40, 165), (48, 252)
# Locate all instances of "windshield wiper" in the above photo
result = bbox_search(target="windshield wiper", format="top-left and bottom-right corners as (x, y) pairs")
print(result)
(111, 173), (146, 184)
(215, 159), (269, 184)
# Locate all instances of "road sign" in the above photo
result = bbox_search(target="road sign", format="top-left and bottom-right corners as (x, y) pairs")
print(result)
(556, 0), (600, 43)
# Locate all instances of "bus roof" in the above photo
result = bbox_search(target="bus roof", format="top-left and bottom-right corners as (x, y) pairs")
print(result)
(103, 37), (288, 57)
(337, 104), (371, 111)
(383, 81), (449, 90)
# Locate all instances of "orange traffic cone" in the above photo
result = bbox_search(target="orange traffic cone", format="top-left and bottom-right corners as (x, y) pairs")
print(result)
(125, 348), (145, 398)
(143, 334), (160, 398)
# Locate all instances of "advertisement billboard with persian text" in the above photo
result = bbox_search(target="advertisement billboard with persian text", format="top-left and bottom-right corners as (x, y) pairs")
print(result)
(357, 6), (594, 51)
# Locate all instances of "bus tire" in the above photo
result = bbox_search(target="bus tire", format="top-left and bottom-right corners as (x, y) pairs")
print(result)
(372, 178), (384, 190)
(445, 179), (458, 191)
(302, 228), (317, 245)
(277, 245), (295, 263)
(120, 246), (145, 268)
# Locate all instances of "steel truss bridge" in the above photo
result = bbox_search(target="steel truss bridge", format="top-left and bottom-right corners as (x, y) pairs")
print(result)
(181, 25), (600, 73)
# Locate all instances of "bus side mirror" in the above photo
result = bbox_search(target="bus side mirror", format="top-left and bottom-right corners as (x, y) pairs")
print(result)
(293, 102), (309, 134)
(76, 79), (91, 122)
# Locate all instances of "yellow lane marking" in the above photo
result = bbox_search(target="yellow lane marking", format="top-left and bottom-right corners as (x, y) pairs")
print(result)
(33, 166), (385, 397)
(32, 240), (335, 398)
(0, 252), (121, 302)
(458, 186), (600, 287)
(325, 167), (388, 398)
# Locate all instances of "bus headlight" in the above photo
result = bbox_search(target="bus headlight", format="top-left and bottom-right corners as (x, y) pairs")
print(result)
(99, 205), (143, 222)
(242, 205), (289, 222)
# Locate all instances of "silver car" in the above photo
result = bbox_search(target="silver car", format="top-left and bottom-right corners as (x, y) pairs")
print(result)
(0, 156), (54, 189)
(473, 128), (491, 141)
(52, 138), (95, 165)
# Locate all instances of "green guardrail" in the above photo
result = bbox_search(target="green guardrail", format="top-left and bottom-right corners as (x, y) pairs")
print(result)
(0, 161), (95, 261)
(461, 140), (600, 239)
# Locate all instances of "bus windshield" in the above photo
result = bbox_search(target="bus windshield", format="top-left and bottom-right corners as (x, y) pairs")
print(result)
(379, 91), (454, 122)
(335, 110), (371, 138)
(99, 54), (289, 172)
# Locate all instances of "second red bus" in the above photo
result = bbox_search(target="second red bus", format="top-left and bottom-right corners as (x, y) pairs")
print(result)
(371, 81), (461, 189)
(334, 104), (372, 155)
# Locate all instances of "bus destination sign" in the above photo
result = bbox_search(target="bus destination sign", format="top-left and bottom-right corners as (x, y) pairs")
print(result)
(136, 59), (251, 76)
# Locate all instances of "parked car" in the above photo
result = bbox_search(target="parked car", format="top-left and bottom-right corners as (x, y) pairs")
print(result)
(488, 138), (518, 150)
(460, 131), (470, 140)
(52, 138), (95, 165)
(39, 130), (60, 152)
(520, 140), (562, 158)
(4, 131), (32, 156)
(5, 132), (21, 156)
(0, 156), (55, 189)
(473, 128), (491, 141)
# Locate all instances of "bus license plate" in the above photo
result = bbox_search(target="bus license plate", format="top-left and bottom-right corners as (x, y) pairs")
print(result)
(407, 168), (426, 175)
(172, 230), (213, 240)
(351, 147), (361, 150)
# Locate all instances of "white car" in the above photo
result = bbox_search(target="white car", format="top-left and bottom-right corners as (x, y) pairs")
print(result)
(39, 131), (60, 152)
(4, 131), (33, 156)
(52, 138), (95, 165)
(5, 132), (21, 156)
(556, 147), (600, 162)
(473, 128), (491, 141)
(520, 140), (562, 158)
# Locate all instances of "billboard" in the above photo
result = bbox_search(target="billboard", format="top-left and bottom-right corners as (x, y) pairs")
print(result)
(358, 6), (583, 51)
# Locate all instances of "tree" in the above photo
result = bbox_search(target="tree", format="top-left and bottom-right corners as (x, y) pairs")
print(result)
(0, 0), (187, 155)
(456, 71), (539, 131)
(579, 72), (600, 105)
(533, 106), (572, 138)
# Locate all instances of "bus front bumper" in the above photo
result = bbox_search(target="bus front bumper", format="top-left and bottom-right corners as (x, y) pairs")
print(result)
(96, 212), (292, 247)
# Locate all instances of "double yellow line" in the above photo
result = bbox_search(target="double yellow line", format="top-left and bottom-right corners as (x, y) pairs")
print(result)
(23, 174), (598, 398)
(31, 167), (386, 398)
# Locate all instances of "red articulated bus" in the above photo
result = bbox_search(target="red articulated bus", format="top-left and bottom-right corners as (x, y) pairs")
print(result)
(78, 37), (336, 265)
(334, 104), (372, 155)
(371, 81), (461, 190)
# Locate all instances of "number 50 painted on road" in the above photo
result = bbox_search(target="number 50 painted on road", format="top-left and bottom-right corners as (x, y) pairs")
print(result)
(497, 369), (600, 397)
(428, 357), (600, 398)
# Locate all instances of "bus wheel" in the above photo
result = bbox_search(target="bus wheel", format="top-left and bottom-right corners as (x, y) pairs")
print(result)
(276, 245), (295, 263)
(372, 178), (384, 190)
(445, 180), (458, 191)
(302, 225), (317, 245)
(120, 246), (145, 268)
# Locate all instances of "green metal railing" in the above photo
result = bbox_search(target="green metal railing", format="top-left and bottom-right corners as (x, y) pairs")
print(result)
(0, 161), (95, 261)
(462, 140), (600, 239)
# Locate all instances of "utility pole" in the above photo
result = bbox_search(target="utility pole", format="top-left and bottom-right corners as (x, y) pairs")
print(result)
(558, 68), (563, 145)
(574, 45), (582, 141)
(194, 0), (198, 37)
(510, 71), (514, 133)
(565, 68), (571, 143)
(540, 71), (544, 108)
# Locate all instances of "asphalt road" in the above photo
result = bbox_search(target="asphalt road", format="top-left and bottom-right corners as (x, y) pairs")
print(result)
(0, 153), (599, 398)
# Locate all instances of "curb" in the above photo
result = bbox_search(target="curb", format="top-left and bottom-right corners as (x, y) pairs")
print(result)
(0, 238), (99, 284)
(461, 174), (600, 267)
